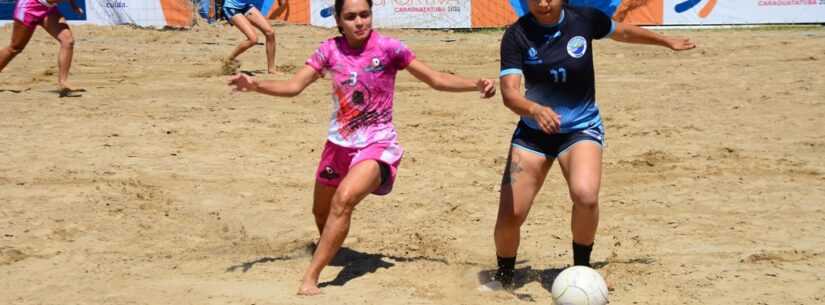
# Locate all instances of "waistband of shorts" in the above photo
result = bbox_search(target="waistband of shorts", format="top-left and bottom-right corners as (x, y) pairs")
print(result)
(37, 0), (56, 8)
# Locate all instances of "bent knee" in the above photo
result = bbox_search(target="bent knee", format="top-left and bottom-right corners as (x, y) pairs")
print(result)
(329, 201), (354, 218)
(263, 31), (275, 39)
(570, 190), (599, 209)
(60, 37), (74, 48)
(497, 210), (529, 228)
(329, 193), (358, 217)
(8, 47), (24, 55)
(8, 43), (26, 54)
(312, 206), (327, 217)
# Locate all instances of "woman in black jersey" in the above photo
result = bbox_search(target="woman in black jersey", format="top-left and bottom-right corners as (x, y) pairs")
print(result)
(492, 0), (695, 287)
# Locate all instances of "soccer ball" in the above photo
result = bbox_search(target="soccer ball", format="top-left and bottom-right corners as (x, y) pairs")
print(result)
(551, 266), (608, 305)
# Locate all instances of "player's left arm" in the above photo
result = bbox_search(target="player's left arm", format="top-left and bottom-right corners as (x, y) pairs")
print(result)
(610, 22), (695, 51)
(405, 59), (496, 98)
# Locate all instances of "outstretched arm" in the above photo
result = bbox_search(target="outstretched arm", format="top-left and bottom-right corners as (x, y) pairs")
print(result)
(501, 74), (560, 134)
(227, 65), (321, 97)
(610, 22), (696, 51)
(406, 59), (495, 98)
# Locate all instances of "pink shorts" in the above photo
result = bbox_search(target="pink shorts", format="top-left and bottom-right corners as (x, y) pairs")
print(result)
(13, 0), (59, 29)
(315, 140), (403, 196)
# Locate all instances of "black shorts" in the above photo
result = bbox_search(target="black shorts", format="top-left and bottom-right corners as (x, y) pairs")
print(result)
(510, 120), (605, 158)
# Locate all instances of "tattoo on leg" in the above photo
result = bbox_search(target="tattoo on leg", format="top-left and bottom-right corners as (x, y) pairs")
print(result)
(503, 155), (523, 185)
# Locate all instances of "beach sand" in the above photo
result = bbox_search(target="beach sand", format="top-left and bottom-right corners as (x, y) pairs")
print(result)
(1, 23), (824, 304)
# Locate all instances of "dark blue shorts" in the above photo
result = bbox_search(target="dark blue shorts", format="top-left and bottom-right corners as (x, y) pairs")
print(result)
(510, 120), (605, 158)
(222, 3), (256, 24)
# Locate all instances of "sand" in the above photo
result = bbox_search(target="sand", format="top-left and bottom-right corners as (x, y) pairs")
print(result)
(1, 22), (824, 305)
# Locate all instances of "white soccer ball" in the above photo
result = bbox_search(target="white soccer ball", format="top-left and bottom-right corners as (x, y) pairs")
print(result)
(551, 266), (609, 305)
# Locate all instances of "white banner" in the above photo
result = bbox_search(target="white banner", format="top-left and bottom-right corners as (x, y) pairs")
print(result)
(663, 0), (825, 24)
(311, 0), (471, 28)
(86, 0), (168, 27)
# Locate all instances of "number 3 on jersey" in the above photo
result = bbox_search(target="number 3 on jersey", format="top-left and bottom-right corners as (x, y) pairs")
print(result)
(550, 68), (567, 83)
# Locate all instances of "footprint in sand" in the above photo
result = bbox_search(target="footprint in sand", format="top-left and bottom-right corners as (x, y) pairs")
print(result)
(0, 247), (29, 265)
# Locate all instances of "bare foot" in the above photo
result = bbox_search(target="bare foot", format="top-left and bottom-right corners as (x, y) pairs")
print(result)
(222, 58), (241, 75)
(297, 281), (321, 296)
(58, 82), (85, 91)
(58, 83), (85, 97)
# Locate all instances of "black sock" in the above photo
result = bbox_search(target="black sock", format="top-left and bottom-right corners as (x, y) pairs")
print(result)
(497, 256), (516, 270)
(495, 256), (516, 285)
(573, 242), (594, 267)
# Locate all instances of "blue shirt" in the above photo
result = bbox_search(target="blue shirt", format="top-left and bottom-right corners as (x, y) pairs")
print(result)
(500, 6), (616, 133)
(223, 0), (257, 10)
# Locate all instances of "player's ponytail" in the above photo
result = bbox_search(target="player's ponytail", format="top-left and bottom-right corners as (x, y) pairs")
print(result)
(334, 0), (374, 35)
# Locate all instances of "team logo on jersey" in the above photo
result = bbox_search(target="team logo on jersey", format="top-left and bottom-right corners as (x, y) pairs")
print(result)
(320, 166), (339, 180)
(566, 36), (587, 59)
(525, 47), (543, 65)
(365, 57), (384, 73)
(352, 90), (365, 105)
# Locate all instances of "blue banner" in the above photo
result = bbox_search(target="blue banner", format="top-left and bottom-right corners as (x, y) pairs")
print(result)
(0, 0), (16, 20)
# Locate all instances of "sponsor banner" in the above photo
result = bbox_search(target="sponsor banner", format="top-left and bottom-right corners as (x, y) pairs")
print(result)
(311, 0), (471, 28)
(86, 0), (191, 27)
(505, 0), (659, 24)
(471, 0), (517, 27)
(87, 0), (167, 26)
(158, 0), (193, 26)
(0, 0), (15, 22)
(614, 0), (663, 24)
(663, 0), (825, 24)
(1, 0), (190, 27)
(59, 0), (88, 20)
(507, 0), (825, 25)
(262, 0), (309, 24)
(3, 0), (823, 28)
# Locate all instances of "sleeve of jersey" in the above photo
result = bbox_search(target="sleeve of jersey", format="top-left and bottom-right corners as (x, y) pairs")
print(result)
(305, 40), (331, 76)
(390, 39), (416, 70)
(499, 28), (523, 78)
(583, 7), (617, 40)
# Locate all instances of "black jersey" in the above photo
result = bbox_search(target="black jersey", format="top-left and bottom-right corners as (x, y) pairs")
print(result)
(500, 6), (615, 133)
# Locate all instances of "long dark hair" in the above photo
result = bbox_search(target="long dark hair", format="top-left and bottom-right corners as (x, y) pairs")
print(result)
(334, 0), (374, 34)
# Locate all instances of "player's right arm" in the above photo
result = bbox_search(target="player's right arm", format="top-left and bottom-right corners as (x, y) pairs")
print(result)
(499, 26), (561, 134)
(501, 75), (560, 134)
(227, 66), (321, 97)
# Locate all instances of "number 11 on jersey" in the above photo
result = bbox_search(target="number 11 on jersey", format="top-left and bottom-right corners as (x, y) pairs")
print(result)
(550, 68), (567, 83)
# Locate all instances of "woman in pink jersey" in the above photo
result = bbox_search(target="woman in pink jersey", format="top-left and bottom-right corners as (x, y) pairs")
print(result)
(0, 0), (83, 95)
(228, 0), (495, 295)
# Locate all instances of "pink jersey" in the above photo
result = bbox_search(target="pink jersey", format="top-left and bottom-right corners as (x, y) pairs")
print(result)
(306, 31), (416, 148)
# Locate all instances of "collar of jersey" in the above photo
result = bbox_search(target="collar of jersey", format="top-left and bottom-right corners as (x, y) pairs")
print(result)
(528, 9), (565, 30)
(337, 30), (378, 55)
